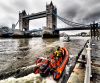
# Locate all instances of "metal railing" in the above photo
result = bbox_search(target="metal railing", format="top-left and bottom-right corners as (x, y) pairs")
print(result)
(84, 39), (92, 83)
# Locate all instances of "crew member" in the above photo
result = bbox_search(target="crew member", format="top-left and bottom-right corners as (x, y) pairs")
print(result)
(54, 46), (63, 60)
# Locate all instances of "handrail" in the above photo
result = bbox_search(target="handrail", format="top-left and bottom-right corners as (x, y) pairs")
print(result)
(84, 39), (92, 83)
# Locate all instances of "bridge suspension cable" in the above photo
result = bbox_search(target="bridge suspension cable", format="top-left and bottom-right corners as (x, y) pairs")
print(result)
(15, 20), (19, 28)
(53, 13), (89, 27)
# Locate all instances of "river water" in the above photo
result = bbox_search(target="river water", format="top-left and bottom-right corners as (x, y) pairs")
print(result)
(0, 37), (90, 83)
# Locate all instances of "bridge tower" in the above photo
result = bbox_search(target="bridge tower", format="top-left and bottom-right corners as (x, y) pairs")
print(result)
(42, 1), (59, 38)
(46, 1), (57, 30)
(19, 10), (29, 31)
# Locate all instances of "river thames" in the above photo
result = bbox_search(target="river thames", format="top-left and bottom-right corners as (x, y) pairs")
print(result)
(0, 37), (90, 72)
(0, 37), (90, 83)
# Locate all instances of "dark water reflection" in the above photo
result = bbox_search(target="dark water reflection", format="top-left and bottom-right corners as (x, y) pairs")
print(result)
(0, 37), (89, 73)
(18, 39), (29, 47)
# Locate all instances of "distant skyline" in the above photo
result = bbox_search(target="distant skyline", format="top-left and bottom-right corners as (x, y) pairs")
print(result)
(0, 0), (100, 34)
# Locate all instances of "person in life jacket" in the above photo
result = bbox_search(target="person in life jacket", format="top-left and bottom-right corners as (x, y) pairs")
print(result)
(50, 47), (65, 71)
(54, 46), (64, 60)
(50, 47), (61, 71)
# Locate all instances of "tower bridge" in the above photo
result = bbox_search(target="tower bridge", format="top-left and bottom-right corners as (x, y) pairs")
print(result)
(19, 1), (58, 38)
(18, 1), (100, 38)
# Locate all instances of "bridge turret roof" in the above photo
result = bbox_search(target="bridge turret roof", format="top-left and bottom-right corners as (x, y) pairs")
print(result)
(50, 1), (53, 6)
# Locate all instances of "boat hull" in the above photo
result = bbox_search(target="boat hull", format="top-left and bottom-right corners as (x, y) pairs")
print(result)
(33, 47), (69, 80)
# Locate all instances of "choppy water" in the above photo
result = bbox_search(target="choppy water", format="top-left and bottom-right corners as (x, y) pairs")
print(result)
(0, 37), (90, 83)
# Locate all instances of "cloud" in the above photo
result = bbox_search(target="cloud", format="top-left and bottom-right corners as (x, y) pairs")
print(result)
(0, 0), (100, 28)
(0, 0), (18, 15)
(56, 0), (100, 24)
(82, 6), (100, 22)
(85, 0), (100, 6)
(61, 3), (80, 20)
(74, 0), (100, 23)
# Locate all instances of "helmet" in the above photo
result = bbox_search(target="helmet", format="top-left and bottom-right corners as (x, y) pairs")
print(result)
(57, 46), (60, 51)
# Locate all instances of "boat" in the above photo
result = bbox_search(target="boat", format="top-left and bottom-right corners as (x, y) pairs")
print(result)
(33, 47), (69, 80)
(63, 35), (70, 42)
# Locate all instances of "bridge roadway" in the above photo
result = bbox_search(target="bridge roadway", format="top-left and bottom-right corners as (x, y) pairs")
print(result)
(22, 11), (46, 20)
(25, 26), (100, 34)
(55, 26), (91, 31)
(28, 26), (91, 33)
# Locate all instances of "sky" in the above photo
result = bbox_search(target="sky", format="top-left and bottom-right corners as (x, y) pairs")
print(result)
(0, 0), (100, 34)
